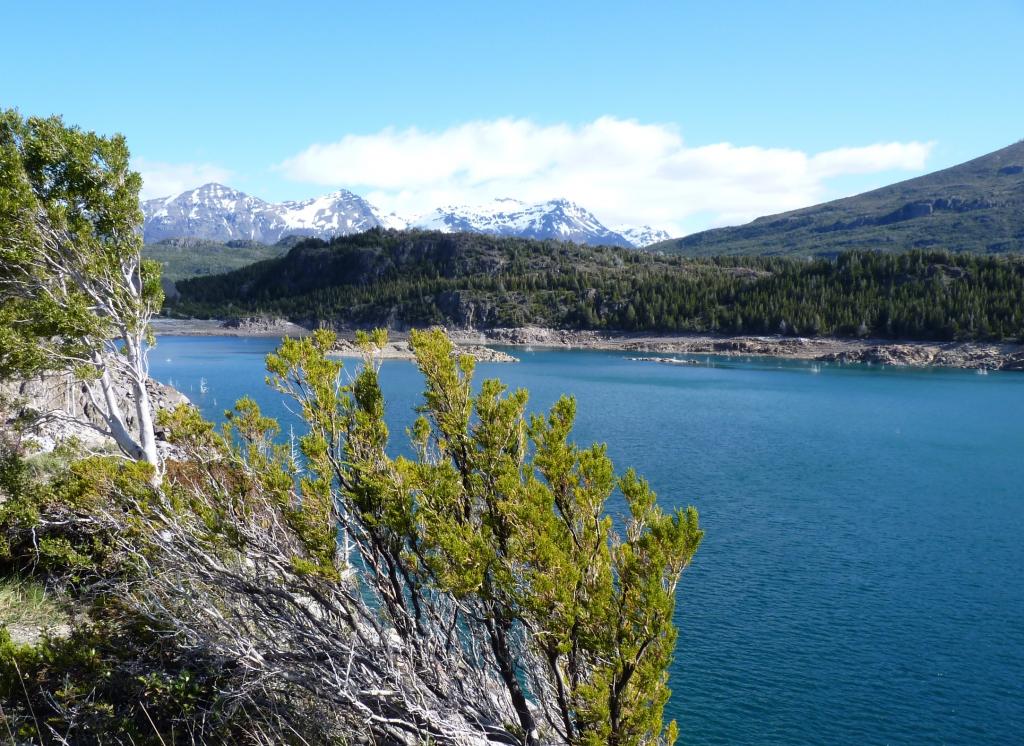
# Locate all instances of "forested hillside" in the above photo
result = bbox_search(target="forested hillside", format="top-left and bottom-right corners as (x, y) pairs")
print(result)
(651, 139), (1024, 256)
(169, 230), (1024, 342)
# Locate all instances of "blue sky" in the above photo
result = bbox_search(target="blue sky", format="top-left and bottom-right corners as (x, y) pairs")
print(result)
(4, 0), (1022, 234)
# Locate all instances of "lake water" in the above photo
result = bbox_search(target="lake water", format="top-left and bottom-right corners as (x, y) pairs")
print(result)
(151, 336), (1024, 745)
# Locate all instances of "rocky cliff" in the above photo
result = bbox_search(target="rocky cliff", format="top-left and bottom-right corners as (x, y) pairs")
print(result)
(1, 367), (189, 454)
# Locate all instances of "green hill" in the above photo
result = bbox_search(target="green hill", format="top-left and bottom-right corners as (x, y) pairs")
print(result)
(167, 230), (1024, 342)
(143, 238), (289, 282)
(651, 140), (1024, 257)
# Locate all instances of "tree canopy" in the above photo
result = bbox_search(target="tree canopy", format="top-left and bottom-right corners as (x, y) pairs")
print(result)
(0, 109), (163, 467)
(171, 231), (1024, 343)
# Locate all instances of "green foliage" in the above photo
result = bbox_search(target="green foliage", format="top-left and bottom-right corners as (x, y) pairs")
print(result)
(407, 331), (702, 744)
(170, 230), (1024, 342)
(0, 444), (235, 744)
(144, 237), (288, 282)
(0, 108), (160, 379)
(0, 618), (243, 744)
(267, 327), (703, 743)
(0, 323), (704, 743)
(0, 448), (155, 581)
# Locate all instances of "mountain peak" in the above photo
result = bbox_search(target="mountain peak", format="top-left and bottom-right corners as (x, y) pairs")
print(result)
(190, 182), (249, 199)
(616, 225), (672, 248)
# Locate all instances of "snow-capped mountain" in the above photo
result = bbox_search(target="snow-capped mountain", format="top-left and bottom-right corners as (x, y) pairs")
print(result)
(409, 198), (635, 248)
(142, 184), (671, 248)
(615, 226), (672, 248)
(142, 183), (382, 244)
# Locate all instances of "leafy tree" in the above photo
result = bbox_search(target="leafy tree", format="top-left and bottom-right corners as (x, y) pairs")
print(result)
(0, 110), (163, 472)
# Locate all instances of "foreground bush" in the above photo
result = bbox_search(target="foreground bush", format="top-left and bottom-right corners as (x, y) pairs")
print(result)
(1, 330), (702, 745)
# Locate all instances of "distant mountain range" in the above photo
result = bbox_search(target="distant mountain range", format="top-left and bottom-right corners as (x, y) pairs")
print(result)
(142, 185), (669, 248)
(409, 198), (667, 248)
(651, 140), (1024, 256)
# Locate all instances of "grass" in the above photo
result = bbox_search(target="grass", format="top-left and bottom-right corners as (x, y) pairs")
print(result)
(0, 577), (66, 631)
(145, 239), (288, 282)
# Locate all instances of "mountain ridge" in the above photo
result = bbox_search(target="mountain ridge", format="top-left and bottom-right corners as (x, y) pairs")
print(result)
(408, 198), (638, 247)
(650, 139), (1024, 256)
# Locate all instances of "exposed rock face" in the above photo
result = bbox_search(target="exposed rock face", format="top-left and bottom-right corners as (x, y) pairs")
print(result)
(817, 343), (1020, 370)
(466, 326), (606, 347)
(999, 352), (1024, 371)
(1, 367), (189, 454)
(818, 345), (938, 367)
(451, 328), (1024, 372)
(629, 337), (819, 357)
(458, 345), (519, 363)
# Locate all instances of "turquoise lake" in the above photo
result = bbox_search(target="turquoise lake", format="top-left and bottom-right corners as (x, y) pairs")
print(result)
(150, 336), (1024, 745)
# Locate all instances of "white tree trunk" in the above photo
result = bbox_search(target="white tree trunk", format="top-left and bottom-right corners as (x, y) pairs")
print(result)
(91, 343), (161, 483)
(92, 356), (142, 459)
(127, 336), (161, 473)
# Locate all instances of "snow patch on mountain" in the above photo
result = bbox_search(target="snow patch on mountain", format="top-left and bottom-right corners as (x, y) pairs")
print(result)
(616, 226), (672, 248)
(408, 198), (634, 247)
(143, 184), (668, 248)
(142, 184), (381, 244)
(369, 204), (410, 231)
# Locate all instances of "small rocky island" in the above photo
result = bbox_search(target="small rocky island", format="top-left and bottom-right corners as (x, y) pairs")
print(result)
(628, 356), (702, 366)
(330, 336), (518, 363)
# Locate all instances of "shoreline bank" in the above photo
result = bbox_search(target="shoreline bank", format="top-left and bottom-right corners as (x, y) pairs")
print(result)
(152, 319), (1024, 371)
(455, 327), (1024, 371)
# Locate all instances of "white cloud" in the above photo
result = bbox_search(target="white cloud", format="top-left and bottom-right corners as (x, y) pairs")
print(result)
(809, 142), (934, 179)
(276, 117), (934, 235)
(134, 158), (233, 200)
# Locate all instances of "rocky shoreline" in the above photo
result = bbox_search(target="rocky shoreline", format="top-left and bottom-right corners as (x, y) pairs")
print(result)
(152, 319), (1024, 371)
(450, 326), (1024, 371)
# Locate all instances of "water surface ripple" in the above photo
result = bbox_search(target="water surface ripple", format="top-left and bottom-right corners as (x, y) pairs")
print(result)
(151, 338), (1024, 745)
